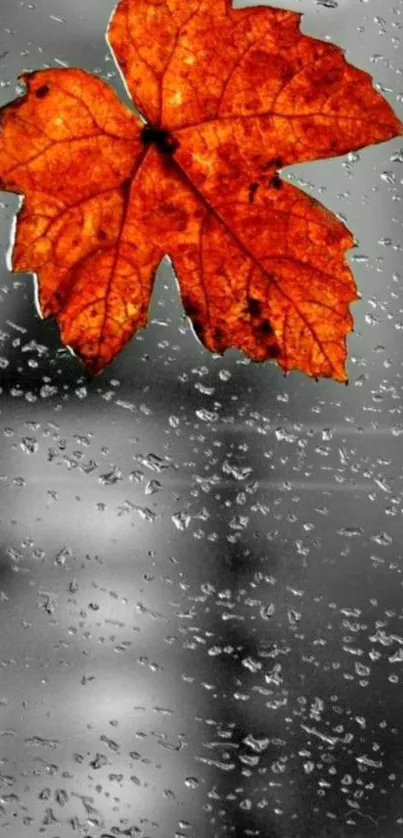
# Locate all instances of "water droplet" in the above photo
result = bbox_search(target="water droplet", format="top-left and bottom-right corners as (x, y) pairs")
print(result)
(20, 437), (38, 454)
(184, 776), (199, 789)
(172, 511), (191, 530)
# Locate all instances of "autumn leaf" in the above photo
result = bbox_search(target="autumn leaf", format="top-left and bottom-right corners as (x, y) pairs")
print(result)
(0, 1), (401, 379)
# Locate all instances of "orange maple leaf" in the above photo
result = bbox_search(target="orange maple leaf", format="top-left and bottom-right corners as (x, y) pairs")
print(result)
(0, 0), (401, 379)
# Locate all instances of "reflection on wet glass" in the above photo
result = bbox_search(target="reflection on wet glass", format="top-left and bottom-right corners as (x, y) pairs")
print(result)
(0, 0), (403, 836)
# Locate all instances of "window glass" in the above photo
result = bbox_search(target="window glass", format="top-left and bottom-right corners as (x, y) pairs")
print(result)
(0, 1), (402, 835)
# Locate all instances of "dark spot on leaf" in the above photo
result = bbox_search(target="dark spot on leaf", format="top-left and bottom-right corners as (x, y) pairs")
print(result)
(247, 297), (261, 317)
(258, 319), (273, 335)
(141, 124), (179, 155)
(213, 327), (224, 343)
(35, 84), (50, 99)
(97, 229), (107, 241)
(248, 182), (259, 204)
(270, 174), (283, 190)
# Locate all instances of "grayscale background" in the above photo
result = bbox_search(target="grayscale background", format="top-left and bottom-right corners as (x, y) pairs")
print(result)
(0, 1), (402, 836)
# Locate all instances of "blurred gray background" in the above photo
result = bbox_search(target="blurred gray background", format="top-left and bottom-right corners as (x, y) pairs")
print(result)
(0, 0), (403, 836)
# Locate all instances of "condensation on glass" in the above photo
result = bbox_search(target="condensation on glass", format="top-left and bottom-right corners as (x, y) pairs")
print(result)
(0, 1), (402, 836)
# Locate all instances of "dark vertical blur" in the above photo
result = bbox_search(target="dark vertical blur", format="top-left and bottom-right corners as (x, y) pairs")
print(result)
(0, 1), (402, 836)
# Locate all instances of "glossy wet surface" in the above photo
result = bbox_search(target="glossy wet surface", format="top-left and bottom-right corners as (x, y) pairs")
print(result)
(0, 1), (403, 836)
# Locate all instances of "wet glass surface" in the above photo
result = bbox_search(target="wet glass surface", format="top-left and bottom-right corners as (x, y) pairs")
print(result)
(0, 1), (403, 836)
